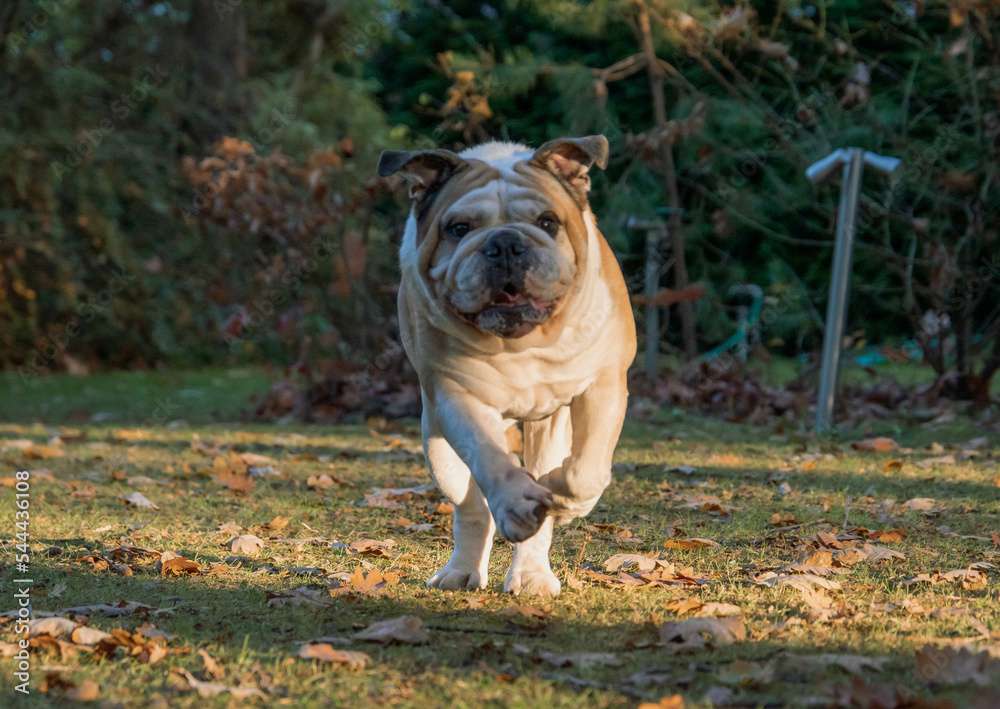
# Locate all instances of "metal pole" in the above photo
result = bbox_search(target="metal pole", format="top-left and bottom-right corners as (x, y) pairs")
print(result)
(815, 148), (864, 431)
(644, 225), (661, 379)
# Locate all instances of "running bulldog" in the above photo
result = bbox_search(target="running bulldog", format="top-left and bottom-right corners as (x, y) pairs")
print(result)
(377, 136), (636, 596)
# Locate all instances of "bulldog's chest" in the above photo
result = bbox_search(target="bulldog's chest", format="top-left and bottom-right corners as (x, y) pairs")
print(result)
(494, 376), (591, 421)
(449, 352), (599, 421)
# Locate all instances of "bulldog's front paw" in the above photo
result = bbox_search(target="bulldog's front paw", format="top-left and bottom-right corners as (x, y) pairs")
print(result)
(504, 566), (561, 597)
(537, 468), (606, 523)
(490, 470), (552, 543)
(428, 561), (488, 591)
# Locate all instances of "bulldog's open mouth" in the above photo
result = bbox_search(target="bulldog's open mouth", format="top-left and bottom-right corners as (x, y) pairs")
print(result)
(455, 288), (557, 339)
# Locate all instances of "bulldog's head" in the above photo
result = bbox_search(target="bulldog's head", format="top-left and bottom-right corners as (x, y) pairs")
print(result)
(378, 136), (609, 339)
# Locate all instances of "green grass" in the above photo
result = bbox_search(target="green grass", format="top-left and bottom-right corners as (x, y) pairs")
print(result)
(6, 353), (995, 429)
(0, 368), (270, 425)
(0, 371), (998, 707)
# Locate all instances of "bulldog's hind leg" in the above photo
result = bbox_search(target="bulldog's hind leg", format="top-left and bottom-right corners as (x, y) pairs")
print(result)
(504, 407), (571, 597)
(424, 420), (496, 591)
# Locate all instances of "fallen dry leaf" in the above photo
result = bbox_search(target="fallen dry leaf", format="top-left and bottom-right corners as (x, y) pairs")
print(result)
(360, 484), (435, 508)
(902, 497), (937, 511)
(214, 469), (255, 495)
(755, 571), (842, 592)
(670, 494), (740, 516)
(161, 556), (201, 577)
(770, 512), (800, 527)
(23, 444), (66, 459)
(717, 659), (775, 687)
(348, 539), (397, 558)
(40, 672), (77, 693)
(306, 474), (341, 490)
(500, 605), (549, 630)
(429, 501), (455, 516)
(113, 428), (149, 441)
(263, 515), (291, 532)
(604, 554), (661, 572)
(916, 645), (1000, 686)
(59, 600), (154, 618)
(135, 623), (171, 640)
(329, 567), (402, 597)
(536, 651), (622, 668)
(177, 668), (265, 698)
(353, 615), (429, 645)
(29, 617), (78, 638)
(665, 597), (704, 615)
(121, 492), (159, 510)
(852, 437), (898, 452)
(917, 455), (957, 468)
(227, 534), (265, 556)
(780, 549), (838, 575)
(826, 675), (954, 708)
(659, 616), (746, 652)
(694, 602), (742, 618)
(65, 679), (100, 701)
(638, 696), (685, 709)
(402, 523), (436, 533)
(0, 438), (36, 451)
(240, 453), (275, 467)
(857, 543), (906, 562)
(71, 626), (113, 645)
(663, 538), (717, 550)
(784, 652), (889, 675)
(266, 587), (336, 608)
(29, 635), (93, 662)
(866, 529), (908, 543)
(298, 644), (371, 668)
(936, 568), (989, 590)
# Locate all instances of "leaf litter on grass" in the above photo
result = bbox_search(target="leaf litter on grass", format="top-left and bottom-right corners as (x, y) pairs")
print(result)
(7, 414), (999, 708)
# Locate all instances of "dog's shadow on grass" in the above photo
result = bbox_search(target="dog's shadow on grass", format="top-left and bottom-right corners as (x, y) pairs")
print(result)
(21, 556), (954, 702)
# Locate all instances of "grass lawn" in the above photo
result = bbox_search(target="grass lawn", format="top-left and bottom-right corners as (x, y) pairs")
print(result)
(1, 371), (999, 707)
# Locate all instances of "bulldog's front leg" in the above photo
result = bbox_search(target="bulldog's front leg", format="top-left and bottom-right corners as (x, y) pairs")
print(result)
(423, 413), (495, 591)
(430, 388), (553, 544)
(537, 371), (628, 523)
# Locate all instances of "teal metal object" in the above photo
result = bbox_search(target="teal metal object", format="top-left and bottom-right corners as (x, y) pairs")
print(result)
(701, 285), (763, 363)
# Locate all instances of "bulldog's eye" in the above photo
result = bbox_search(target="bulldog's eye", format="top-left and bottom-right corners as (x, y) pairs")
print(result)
(447, 222), (471, 239)
(537, 213), (559, 237)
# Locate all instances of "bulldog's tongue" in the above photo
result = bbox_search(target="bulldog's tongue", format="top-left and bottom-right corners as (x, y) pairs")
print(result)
(494, 289), (524, 305)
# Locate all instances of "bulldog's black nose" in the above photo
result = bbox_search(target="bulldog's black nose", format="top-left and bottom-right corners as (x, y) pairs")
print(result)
(482, 230), (527, 265)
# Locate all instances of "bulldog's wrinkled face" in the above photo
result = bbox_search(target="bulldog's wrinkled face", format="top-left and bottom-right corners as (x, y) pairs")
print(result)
(379, 137), (609, 339)
(429, 173), (577, 338)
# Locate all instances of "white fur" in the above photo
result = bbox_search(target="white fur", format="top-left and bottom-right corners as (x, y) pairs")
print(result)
(459, 141), (533, 172)
(400, 213), (418, 272)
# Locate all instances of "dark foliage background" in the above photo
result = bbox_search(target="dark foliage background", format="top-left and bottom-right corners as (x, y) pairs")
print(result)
(2, 0), (998, 400)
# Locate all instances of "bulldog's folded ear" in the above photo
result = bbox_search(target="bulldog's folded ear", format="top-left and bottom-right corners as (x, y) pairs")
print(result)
(377, 149), (467, 202)
(531, 135), (609, 200)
